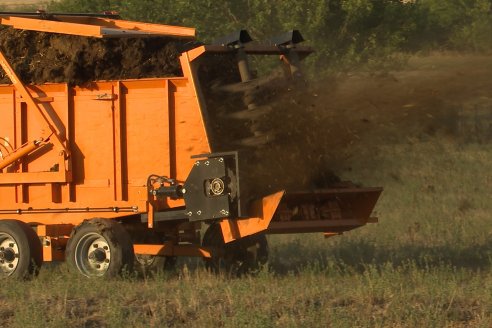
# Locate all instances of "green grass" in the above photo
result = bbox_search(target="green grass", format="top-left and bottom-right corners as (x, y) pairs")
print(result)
(1, 259), (491, 327)
(1, 137), (490, 327)
(2, 54), (492, 326)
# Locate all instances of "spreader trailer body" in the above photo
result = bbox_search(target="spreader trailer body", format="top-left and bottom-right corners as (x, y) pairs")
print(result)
(0, 12), (381, 278)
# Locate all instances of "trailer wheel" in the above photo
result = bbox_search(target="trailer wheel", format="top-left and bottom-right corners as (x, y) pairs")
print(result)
(66, 219), (134, 278)
(202, 224), (268, 275)
(0, 220), (42, 279)
(135, 254), (177, 276)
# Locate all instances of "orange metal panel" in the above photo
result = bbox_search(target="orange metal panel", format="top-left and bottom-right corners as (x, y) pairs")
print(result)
(219, 191), (285, 243)
(1, 16), (105, 38)
(0, 140), (40, 171)
(71, 84), (117, 205)
(0, 88), (16, 202)
(267, 219), (369, 234)
(0, 50), (67, 149)
(0, 16), (196, 38)
(186, 46), (207, 62)
(0, 210), (143, 226)
(112, 82), (124, 201)
(0, 49), (71, 208)
(133, 243), (211, 258)
(89, 17), (196, 38)
(0, 171), (69, 184)
(174, 56), (212, 187)
(0, 74), (210, 226)
(26, 15), (196, 38)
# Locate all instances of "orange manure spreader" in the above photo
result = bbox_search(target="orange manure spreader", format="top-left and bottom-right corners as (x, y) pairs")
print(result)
(0, 12), (381, 278)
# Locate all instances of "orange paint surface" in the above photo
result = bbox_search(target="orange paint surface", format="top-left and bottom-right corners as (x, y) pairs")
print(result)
(0, 76), (210, 225)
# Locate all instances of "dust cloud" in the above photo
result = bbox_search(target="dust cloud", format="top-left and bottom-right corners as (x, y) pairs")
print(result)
(0, 25), (489, 197)
(229, 55), (492, 197)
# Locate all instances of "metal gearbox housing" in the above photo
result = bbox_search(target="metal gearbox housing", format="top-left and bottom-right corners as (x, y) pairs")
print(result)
(183, 152), (240, 221)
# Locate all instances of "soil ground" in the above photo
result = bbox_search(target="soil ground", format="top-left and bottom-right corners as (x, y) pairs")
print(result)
(0, 26), (195, 85)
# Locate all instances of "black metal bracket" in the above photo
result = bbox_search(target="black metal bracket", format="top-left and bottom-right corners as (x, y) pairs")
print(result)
(183, 152), (240, 221)
(213, 30), (253, 48)
(267, 30), (305, 47)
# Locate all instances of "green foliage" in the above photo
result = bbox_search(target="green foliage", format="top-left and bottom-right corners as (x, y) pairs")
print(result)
(46, 0), (492, 72)
(48, 0), (115, 12)
(409, 0), (492, 51)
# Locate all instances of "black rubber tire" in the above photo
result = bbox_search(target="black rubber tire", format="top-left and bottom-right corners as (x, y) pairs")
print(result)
(66, 218), (134, 278)
(0, 220), (42, 279)
(202, 224), (268, 276)
(134, 254), (177, 277)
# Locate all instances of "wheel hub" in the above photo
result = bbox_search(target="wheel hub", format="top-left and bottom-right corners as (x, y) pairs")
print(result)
(0, 248), (16, 262)
(75, 233), (111, 277)
(88, 248), (107, 262)
(0, 233), (19, 275)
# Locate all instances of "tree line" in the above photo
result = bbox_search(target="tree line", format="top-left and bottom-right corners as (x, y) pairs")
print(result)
(7, 0), (492, 73)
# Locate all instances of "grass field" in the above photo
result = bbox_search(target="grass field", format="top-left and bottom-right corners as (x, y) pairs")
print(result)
(0, 1), (44, 5)
(1, 55), (491, 327)
(0, 1), (47, 9)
